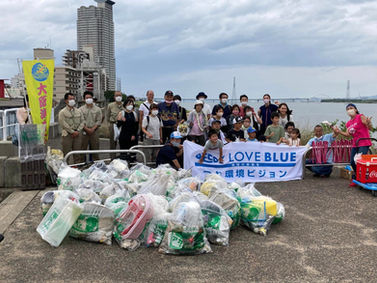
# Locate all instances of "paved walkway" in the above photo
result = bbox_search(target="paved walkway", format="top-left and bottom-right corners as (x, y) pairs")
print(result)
(1, 175), (377, 282)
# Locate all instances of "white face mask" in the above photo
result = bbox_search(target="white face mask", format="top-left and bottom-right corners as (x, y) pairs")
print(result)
(263, 98), (270, 104)
(221, 98), (227, 104)
(199, 98), (205, 102)
(347, 109), (356, 116)
(115, 96), (122, 102)
(241, 101), (248, 106)
(246, 111), (252, 117)
(151, 110), (158, 116)
(217, 112), (223, 117)
(85, 98), (93, 105)
(68, 100), (75, 107)
(126, 105), (133, 111)
(174, 100), (181, 105)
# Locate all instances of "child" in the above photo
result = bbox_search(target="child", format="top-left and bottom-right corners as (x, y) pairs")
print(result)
(199, 129), (224, 164)
(286, 128), (301, 146)
(142, 103), (163, 162)
(284, 121), (295, 139)
(265, 112), (285, 143)
(209, 105), (228, 132)
(210, 119), (227, 144)
(187, 100), (207, 146)
(226, 116), (245, 142)
(246, 127), (258, 142)
(242, 116), (252, 139)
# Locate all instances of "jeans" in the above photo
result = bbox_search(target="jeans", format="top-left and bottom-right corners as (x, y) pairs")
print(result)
(306, 159), (333, 176)
(350, 146), (370, 178)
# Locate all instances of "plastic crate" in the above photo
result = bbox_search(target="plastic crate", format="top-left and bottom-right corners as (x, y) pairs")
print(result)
(21, 159), (46, 190)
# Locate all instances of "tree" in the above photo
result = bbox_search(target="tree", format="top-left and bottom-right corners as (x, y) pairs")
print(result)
(104, 90), (115, 102)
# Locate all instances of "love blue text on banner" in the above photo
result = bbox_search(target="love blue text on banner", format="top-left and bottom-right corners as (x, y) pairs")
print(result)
(183, 141), (307, 182)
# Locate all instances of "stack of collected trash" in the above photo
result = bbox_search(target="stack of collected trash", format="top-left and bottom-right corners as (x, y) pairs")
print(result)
(37, 160), (285, 254)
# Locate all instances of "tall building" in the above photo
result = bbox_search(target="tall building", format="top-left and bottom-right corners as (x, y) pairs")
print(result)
(77, 0), (116, 91)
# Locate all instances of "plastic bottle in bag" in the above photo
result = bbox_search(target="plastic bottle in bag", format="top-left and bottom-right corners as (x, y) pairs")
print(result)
(37, 196), (82, 247)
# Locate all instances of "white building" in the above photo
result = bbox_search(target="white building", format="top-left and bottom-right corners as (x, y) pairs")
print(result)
(77, 0), (116, 91)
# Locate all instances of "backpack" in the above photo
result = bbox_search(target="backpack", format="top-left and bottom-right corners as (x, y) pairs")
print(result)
(146, 115), (161, 130)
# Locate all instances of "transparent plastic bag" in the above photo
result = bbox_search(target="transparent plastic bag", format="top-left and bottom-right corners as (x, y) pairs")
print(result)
(76, 188), (102, 204)
(200, 179), (227, 197)
(70, 202), (114, 245)
(77, 179), (107, 194)
(209, 188), (241, 230)
(40, 190), (80, 216)
(138, 173), (173, 196)
(81, 161), (108, 178)
(273, 202), (285, 224)
(199, 200), (231, 246)
(104, 190), (131, 218)
(57, 166), (82, 191)
(107, 159), (130, 179)
(159, 201), (212, 255)
(145, 213), (170, 247)
(99, 183), (124, 203)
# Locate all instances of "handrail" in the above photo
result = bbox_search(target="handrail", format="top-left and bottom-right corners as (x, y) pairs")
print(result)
(130, 144), (164, 166)
(64, 149), (146, 165)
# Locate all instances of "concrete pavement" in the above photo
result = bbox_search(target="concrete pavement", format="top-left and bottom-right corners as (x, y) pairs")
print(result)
(1, 175), (377, 282)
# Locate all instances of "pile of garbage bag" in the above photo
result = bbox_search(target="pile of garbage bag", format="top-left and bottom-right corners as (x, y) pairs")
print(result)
(37, 159), (285, 254)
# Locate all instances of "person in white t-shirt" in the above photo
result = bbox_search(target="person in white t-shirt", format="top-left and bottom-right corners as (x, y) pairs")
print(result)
(141, 103), (163, 162)
(196, 92), (212, 120)
(139, 90), (155, 141)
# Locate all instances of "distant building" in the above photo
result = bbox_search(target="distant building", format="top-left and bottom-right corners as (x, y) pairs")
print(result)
(33, 48), (54, 60)
(77, 0), (116, 91)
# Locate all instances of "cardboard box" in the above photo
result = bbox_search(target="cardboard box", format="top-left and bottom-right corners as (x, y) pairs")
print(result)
(340, 167), (353, 180)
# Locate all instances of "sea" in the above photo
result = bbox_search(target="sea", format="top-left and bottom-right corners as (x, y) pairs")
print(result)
(171, 99), (377, 130)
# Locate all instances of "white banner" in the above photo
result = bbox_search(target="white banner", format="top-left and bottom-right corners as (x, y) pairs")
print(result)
(183, 141), (308, 182)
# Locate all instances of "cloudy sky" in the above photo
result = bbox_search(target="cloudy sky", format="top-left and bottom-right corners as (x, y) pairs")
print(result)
(1, 0), (377, 99)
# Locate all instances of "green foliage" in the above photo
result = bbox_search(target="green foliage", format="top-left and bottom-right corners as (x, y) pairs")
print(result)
(104, 91), (115, 102)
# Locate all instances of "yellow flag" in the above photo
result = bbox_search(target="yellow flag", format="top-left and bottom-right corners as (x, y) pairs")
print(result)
(22, 60), (54, 141)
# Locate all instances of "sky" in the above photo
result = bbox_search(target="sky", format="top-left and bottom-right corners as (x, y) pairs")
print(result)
(1, 0), (377, 99)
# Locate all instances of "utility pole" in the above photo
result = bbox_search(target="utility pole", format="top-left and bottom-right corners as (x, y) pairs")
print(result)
(232, 76), (236, 104)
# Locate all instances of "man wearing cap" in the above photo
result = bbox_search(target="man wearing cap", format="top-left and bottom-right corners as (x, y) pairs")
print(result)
(158, 90), (180, 143)
(107, 91), (124, 159)
(58, 92), (85, 164)
(156, 131), (183, 169)
(212, 92), (232, 120)
(197, 92), (212, 120)
(79, 91), (103, 161)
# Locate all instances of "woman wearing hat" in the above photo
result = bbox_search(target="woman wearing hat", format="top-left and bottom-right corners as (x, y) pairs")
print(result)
(187, 100), (208, 146)
(335, 103), (373, 187)
(196, 92), (212, 120)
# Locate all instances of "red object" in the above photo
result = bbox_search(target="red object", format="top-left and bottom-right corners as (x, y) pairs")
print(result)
(356, 155), (377, 183)
(0, 79), (4, 98)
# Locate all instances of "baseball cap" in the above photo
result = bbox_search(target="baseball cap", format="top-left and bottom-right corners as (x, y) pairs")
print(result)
(233, 117), (243, 124)
(170, 131), (182, 139)
(247, 127), (257, 133)
(211, 119), (221, 126)
(165, 90), (174, 96)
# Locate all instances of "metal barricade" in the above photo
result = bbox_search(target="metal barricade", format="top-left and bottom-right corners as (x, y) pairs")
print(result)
(64, 149), (146, 167)
(130, 144), (164, 166)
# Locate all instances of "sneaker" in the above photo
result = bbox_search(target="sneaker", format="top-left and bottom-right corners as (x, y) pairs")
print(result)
(349, 180), (357, 187)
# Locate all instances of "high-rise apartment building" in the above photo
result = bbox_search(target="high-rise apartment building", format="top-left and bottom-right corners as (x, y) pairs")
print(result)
(77, 0), (116, 91)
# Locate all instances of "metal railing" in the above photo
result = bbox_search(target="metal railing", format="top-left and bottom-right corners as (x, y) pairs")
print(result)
(130, 144), (164, 166)
(64, 149), (146, 167)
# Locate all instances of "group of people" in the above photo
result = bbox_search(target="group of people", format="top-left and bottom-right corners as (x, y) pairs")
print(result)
(58, 89), (373, 187)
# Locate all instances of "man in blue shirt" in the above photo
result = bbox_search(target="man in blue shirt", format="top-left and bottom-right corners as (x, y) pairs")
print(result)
(211, 92), (232, 120)
(306, 124), (338, 177)
(158, 90), (180, 143)
(258, 94), (278, 135)
(156, 131), (183, 169)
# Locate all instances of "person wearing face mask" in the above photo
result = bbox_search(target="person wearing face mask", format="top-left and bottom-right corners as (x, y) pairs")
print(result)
(239, 94), (249, 117)
(156, 131), (183, 169)
(187, 100), (208, 146)
(58, 92), (85, 164)
(335, 104), (373, 186)
(243, 106), (262, 135)
(142, 103), (163, 162)
(79, 91), (102, 161)
(209, 105), (228, 133)
(139, 90), (156, 142)
(258, 93), (278, 135)
(158, 90), (180, 143)
(227, 104), (241, 129)
(306, 124), (339, 177)
(211, 92), (232, 120)
(196, 92), (212, 120)
(117, 98), (139, 161)
(107, 91), (125, 159)
(173, 94), (187, 122)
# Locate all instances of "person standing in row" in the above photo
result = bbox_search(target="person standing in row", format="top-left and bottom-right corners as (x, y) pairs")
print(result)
(58, 93), (84, 164)
(196, 92), (212, 120)
(80, 91), (102, 161)
(239, 94), (249, 117)
(158, 90), (180, 143)
(335, 103), (373, 187)
(138, 90), (155, 142)
(141, 103), (163, 162)
(173, 95), (187, 122)
(117, 99), (138, 160)
(212, 92), (232, 120)
(107, 91), (124, 159)
(278, 103), (293, 128)
(187, 100), (208, 146)
(258, 93), (278, 135)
